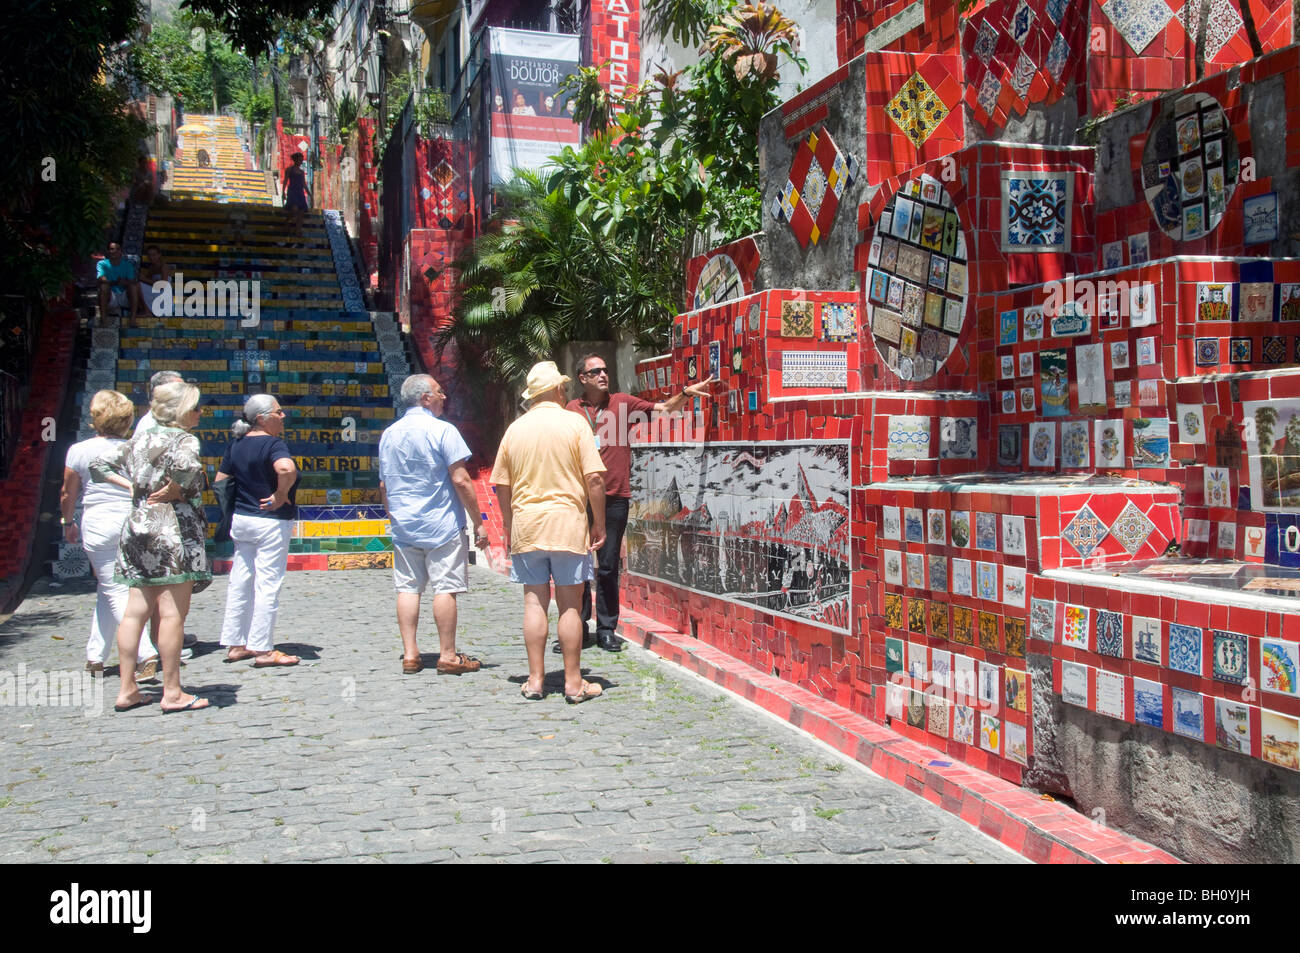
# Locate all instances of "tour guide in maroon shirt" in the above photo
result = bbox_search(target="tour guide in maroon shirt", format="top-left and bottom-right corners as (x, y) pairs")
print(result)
(566, 353), (718, 652)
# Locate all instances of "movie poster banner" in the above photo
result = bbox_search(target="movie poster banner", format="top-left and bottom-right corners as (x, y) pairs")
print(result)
(488, 27), (580, 185)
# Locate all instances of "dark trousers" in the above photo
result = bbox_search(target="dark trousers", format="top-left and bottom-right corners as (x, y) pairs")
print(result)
(584, 496), (630, 635)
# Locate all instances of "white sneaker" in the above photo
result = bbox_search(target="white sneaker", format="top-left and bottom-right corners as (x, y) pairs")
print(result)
(179, 646), (193, 661)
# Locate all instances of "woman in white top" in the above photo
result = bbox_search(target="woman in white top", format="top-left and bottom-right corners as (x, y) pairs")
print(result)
(60, 391), (158, 675)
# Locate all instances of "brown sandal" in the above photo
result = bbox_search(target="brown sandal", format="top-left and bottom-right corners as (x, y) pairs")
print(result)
(252, 650), (299, 667)
(402, 655), (424, 674)
(436, 653), (481, 675)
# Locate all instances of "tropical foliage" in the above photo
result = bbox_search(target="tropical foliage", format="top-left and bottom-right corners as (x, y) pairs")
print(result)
(0, 0), (149, 299)
(447, 3), (804, 387)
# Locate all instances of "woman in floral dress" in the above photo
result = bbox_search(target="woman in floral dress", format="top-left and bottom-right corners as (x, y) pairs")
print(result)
(91, 380), (212, 713)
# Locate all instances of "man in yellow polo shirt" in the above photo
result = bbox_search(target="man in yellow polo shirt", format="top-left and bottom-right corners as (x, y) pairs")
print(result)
(491, 362), (607, 704)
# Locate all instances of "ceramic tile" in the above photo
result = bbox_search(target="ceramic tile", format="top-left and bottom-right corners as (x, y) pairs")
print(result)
(1001, 515), (1027, 556)
(978, 611), (999, 652)
(906, 690), (927, 728)
(1212, 629), (1248, 685)
(1102, 0), (1172, 54)
(885, 682), (906, 720)
(1243, 192), (1279, 244)
(980, 715), (1002, 754)
(907, 553), (926, 590)
(885, 636), (905, 675)
(927, 694), (950, 737)
(998, 424), (1022, 466)
(1044, 32), (1070, 82)
(884, 592), (904, 630)
(1132, 616), (1162, 665)
(770, 128), (860, 249)
(1004, 616), (1027, 656)
(1132, 418), (1170, 467)
(939, 416), (977, 459)
(881, 505), (901, 539)
(977, 561), (998, 601)
(1169, 623), (1203, 676)
(1061, 504), (1108, 559)
(1096, 669), (1126, 719)
(1110, 500), (1156, 555)
(951, 558), (973, 597)
(976, 71), (1002, 117)
(1175, 0), (1242, 61)
(1061, 660), (1088, 706)
(928, 554), (948, 592)
(1002, 566), (1027, 608)
(1027, 421), (1056, 467)
(1172, 688), (1204, 740)
(1095, 419), (1125, 469)
(949, 511), (971, 548)
(887, 415), (932, 460)
(1261, 639), (1300, 697)
(926, 509), (947, 546)
(1062, 604), (1090, 649)
(1176, 404), (1207, 444)
(1001, 171), (1072, 252)
(904, 507), (925, 543)
(951, 605), (974, 645)
(781, 300), (815, 337)
(1095, 609), (1125, 658)
(1215, 698), (1251, 754)
(1134, 677), (1164, 728)
(1061, 420), (1091, 469)
(1005, 667), (1028, 714)
(975, 512), (997, 550)
(820, 302), (858, 342)
(883, 548), (904, 586)
(885, 72), (952, 149)
(953, 704), (976, 744)
(1030, 598), (1056, 641)
(973, 20), (999, 64)
(1261, 709), (1300, 771)
(781, 350), (847, 388)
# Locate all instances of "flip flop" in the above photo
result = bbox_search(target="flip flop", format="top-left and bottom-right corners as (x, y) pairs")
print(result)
(520, 684), (544, 701)
(224, 649), (256, 663)
(162, 696), (209, 714)
(114, 697), (153, 712)
(564, 681), (603, 705)
(252, 650), (299, 667)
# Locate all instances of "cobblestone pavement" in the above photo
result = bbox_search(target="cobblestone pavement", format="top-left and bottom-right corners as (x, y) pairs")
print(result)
(0, 567), (1023, 863)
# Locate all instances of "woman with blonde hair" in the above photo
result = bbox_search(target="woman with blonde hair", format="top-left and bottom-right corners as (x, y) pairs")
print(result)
(91, 380), (212, 713)
(60, 390), (158, 676)
(216, 393), (300, 667)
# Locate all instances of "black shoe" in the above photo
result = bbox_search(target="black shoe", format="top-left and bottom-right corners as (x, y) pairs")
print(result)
(551, 640), (563, 654)
(596, 632), (622, 653)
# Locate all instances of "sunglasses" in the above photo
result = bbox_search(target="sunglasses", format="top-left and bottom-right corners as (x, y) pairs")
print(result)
(583, 367), (609, 376)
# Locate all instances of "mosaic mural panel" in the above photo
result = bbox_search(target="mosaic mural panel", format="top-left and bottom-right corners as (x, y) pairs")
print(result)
(628, 441), (851, 633)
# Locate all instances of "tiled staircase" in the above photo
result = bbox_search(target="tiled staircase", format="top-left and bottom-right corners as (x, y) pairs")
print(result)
(69, 198), (412, 575)
(169, 114), (273, 205)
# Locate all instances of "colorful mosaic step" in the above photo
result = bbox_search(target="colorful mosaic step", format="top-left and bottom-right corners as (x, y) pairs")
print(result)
(70, 193), (405, 578)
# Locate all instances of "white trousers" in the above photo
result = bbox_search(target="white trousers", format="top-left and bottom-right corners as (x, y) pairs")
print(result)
(82, 509), (157, 664)
(219, 513), (293, 652)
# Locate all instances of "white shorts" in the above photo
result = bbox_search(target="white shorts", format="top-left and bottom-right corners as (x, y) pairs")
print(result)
(393, 534), (469, 594)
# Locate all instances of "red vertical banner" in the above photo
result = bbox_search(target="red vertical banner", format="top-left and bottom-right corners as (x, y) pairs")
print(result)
(591, 0), (640, 104)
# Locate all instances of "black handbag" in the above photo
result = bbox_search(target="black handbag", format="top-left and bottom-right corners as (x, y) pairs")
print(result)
(214, 474), (237, 543)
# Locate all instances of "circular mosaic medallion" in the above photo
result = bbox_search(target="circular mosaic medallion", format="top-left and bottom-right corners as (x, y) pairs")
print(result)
(863, 174), (969, 382)
(693, 254), (743, 310)
(1140, 92), (1238, 241)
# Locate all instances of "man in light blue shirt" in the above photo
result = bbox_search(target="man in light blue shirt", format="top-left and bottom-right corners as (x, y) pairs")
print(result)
(96, 242), (142, 318)
(379, 374), (488, 675)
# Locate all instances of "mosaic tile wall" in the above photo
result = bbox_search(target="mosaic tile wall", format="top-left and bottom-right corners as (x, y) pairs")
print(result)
(625, 38), (1300, 793)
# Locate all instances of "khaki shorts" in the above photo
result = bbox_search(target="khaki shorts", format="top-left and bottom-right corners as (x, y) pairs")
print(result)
(393, 534), (469, 594)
